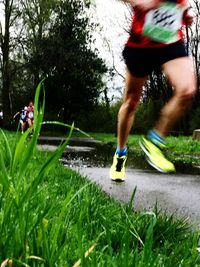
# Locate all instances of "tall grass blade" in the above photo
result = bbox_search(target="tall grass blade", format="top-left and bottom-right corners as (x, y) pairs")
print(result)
(143, 212), (157, 264)
(121, 205), (144, 246)
(128, 187), (137, 212)
(33, 79), (45, 131)
(50, 183), (89, 262)
(42, 121), (90, 137)
(20, 122), (74, 206)
(18, 82), (45, 179)
(0, 150), (9, 189)
(11, 128), (32, 176)
(0, 129), (12, 165)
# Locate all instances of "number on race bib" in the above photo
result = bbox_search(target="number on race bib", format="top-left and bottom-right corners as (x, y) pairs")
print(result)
(152, 9), (176, 28)
(143, 2), (184, 44)
(28, 112), (34, 119)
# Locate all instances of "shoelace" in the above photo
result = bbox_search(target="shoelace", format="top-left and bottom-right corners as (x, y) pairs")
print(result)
(116, 158), (125, 172)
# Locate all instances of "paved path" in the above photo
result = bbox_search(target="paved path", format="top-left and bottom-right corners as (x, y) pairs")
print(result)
(72, 166), (200, 226)
(38, 136), (102, 147)
(38, 137), (200, 226)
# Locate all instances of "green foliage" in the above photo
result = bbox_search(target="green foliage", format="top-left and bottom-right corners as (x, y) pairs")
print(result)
(27, 0), (107, 123)
(7, 0), (106, 128)
(81, 99), (160, 134)
(83, 98), (197, 135)
(0, 81), (75, 265)
(166, 136), (200, 154)
(133, 99), (160, 134)
(77, 99), (167, 134)
(77, 101), (121, 133)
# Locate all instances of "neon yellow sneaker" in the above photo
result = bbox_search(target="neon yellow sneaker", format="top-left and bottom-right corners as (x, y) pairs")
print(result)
(139, 137), (175, 173)
(110, 154), (127, 182)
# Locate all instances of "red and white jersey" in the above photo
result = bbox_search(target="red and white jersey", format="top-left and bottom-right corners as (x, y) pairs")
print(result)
(27, 106), (34, 119)
(126, 0), (189, 48)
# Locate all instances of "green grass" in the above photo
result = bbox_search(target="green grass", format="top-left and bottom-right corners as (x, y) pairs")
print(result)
(1, 140), (200, 266)
(0, 84), (200, 266)
(89, 133), (200, 154)
(90, 133), (200, 167)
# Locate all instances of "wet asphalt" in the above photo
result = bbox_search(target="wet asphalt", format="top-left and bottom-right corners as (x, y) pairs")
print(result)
(71, 166), (200, 226)
(38, 137), (200, 226)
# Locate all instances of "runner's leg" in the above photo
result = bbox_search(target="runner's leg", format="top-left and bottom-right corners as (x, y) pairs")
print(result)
(110, 69), (147, 181)
(154, 57), (196, 136)
(118, 69), (147, 148)
(27, 118), (32, 128)
(20, 121), (23, 132)
(22, 122), (26, 132)
(139, 57), (196, 173)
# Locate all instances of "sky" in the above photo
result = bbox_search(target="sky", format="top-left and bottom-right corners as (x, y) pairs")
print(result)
(0, 0), (130, 99)
(0, 3), (4, 34)
(93, 0), (131, 98)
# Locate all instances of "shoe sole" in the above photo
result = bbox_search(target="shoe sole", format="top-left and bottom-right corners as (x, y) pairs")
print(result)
(110, 171), (125, 182)
(111, 178), (125, 182)
(139, 140), (174, 174)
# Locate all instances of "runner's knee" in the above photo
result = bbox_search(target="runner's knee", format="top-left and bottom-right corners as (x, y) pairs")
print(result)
(175, 84), (196, 102)
(123, 95), (140, 113)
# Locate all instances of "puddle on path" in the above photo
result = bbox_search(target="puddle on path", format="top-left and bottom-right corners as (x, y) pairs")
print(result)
(37, 136), (200, 175)
(61, 144), (200, 175)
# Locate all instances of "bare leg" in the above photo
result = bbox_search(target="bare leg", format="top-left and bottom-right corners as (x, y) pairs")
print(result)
(27, 119), (31, 128)
(20, 121), (24, 132)
(27, 119), (33, 128)
(21, 122), (26, 132)
(118, 69), (147, 148)
(154, 57), (197, 137)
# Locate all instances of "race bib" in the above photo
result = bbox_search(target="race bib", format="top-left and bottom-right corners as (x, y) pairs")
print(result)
(28, 112), (34, 119)
(143, 2), (184, 44)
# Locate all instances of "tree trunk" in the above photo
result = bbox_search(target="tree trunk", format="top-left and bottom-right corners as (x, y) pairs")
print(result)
(2, 62), (12, 128)
(193, 129), (200, 140)
(1, 0), (13, 128)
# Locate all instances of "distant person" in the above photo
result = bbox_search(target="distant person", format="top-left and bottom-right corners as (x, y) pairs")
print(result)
(0, 108), (3, 128)
(110, 0), (196, 181)
(27, 101), (34, 129)
(13, 106), (28, 133)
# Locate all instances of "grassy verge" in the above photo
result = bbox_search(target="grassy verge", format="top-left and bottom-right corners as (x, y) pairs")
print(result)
(90, 133), (200, 168)
(0, 132), (199, 266)
(0, 138), (200, 266)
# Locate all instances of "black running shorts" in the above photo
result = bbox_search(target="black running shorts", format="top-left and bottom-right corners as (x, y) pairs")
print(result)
(122, 41), (188, 77)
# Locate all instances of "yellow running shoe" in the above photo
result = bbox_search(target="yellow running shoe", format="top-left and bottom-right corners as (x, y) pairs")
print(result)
(110, 154), (127, 182)
(139, 137), (175, 173)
